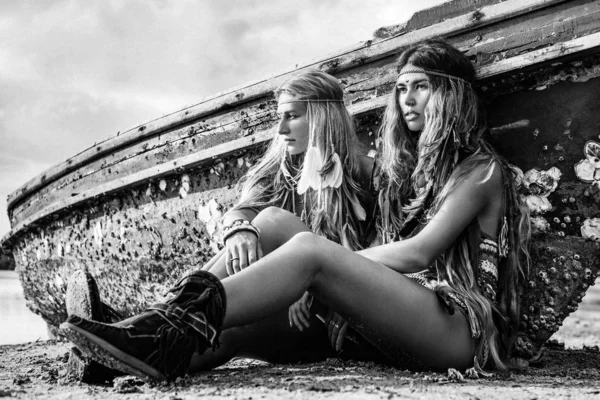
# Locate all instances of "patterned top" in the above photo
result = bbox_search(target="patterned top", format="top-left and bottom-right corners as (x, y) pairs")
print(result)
(405, 230), (500, 305)
(477, 232), (500, 303)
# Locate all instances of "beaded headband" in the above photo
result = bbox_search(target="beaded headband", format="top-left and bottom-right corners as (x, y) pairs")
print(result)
(398, 68), (471, 85)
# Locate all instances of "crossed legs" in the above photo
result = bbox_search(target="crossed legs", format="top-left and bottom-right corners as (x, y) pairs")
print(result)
(216, 209), (476, 371)
(190, 207), (332, 371)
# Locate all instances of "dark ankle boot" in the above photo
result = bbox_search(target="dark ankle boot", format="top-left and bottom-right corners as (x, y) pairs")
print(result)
(60, 270), (226, 382)
(65, 270), (125, 383)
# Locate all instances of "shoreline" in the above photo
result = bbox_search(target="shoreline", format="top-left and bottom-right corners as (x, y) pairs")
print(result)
(0, 270), (49, 345)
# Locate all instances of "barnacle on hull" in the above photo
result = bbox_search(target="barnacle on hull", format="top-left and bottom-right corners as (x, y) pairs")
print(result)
(514, 234), (600, 360)
(522, 167), (562, 215)
(581, 218), (600, 242)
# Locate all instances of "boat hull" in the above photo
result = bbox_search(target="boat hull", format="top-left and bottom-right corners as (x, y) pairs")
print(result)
(3, 0), (600, 361)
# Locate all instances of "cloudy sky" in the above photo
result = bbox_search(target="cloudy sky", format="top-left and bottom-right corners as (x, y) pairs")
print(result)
(0, 0), (447, 238)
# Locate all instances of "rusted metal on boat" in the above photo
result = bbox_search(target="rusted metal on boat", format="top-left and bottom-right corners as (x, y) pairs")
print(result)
(2, 0), (600, 361)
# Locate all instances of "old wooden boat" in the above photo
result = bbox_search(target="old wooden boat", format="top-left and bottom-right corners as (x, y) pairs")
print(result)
(2, 0), (600, 361)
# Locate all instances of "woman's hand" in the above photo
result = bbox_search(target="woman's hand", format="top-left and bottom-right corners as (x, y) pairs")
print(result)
(289, 292), (312, 331)
(225, 230), (263, 276)
(325, 311), (348, 353)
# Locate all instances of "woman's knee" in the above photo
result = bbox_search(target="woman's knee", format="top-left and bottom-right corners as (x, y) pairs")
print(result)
(252, 207), (309, 249)
(289, 231), (320, 249)
(254, 206), (295, 225)
(288, 232), (323, 271)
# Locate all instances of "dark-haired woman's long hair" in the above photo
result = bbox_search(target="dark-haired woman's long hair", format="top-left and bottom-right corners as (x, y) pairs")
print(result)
(377, 39), (531, 370)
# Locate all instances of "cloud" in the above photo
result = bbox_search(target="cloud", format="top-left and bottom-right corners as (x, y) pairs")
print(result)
(0, 0), (447, 237)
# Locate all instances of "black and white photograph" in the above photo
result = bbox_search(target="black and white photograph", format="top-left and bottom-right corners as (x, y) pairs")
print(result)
(1, 1), (599, 399)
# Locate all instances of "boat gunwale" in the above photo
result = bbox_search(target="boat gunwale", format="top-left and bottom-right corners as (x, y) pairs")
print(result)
(4, 29), (600, 250)
(5, 0), (568, 212)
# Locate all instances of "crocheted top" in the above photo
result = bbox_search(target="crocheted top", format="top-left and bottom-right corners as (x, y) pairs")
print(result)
(476, 231), (500, 303)
(405, 229), (500, 304)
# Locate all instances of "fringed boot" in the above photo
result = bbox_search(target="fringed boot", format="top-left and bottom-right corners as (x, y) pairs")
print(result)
(60, 270), (226, 381)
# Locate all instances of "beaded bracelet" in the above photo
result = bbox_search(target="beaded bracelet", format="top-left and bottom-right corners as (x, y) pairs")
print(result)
(222, 219), (260, 244)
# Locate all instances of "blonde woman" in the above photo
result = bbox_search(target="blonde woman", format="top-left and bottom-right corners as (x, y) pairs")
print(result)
(210, 69), (375, 279)
(65, 70), (379, 377)
(62, 40), (530, 381)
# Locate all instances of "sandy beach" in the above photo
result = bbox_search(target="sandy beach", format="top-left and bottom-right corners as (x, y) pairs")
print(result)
(0, 279), (598, 399)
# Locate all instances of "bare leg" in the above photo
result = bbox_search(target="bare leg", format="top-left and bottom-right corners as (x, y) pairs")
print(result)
(203, 207), (311, 279)
(190, 207), (321, 370)
(219, 232), (476, 371)
(62, 207), (465, 377)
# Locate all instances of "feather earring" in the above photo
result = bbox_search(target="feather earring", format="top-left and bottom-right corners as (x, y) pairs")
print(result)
(297, 146), (323, 194)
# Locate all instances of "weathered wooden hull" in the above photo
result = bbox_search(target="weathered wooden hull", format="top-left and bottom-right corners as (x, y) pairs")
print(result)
(2, 0), (600, 360)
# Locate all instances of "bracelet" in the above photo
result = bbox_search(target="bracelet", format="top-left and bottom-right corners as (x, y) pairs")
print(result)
(222, 219), (260, 244)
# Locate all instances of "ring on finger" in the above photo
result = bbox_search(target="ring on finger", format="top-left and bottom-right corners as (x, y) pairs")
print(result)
(230, 257), (239, 261)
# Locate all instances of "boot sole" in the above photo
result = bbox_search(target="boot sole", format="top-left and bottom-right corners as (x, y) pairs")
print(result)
(65, 270), (125, 382)
(65, 270), (98, 320)
(60, 322), (168, 382)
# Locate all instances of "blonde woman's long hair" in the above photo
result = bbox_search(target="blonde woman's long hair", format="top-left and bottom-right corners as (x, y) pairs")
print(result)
(230, 70), (369, 250)
(378, 39), (530, 370)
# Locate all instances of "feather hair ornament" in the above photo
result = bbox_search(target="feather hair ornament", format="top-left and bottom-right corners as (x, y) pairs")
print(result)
(297, 147), (345, 194)
(297, 146), (323, 194)
(321, 152), (344, 189)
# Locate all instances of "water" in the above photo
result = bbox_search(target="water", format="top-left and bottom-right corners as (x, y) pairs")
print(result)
(0, 270), (49, 345)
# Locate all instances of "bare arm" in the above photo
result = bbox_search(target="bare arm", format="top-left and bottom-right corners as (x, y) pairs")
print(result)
(358, 162), (502, 273)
